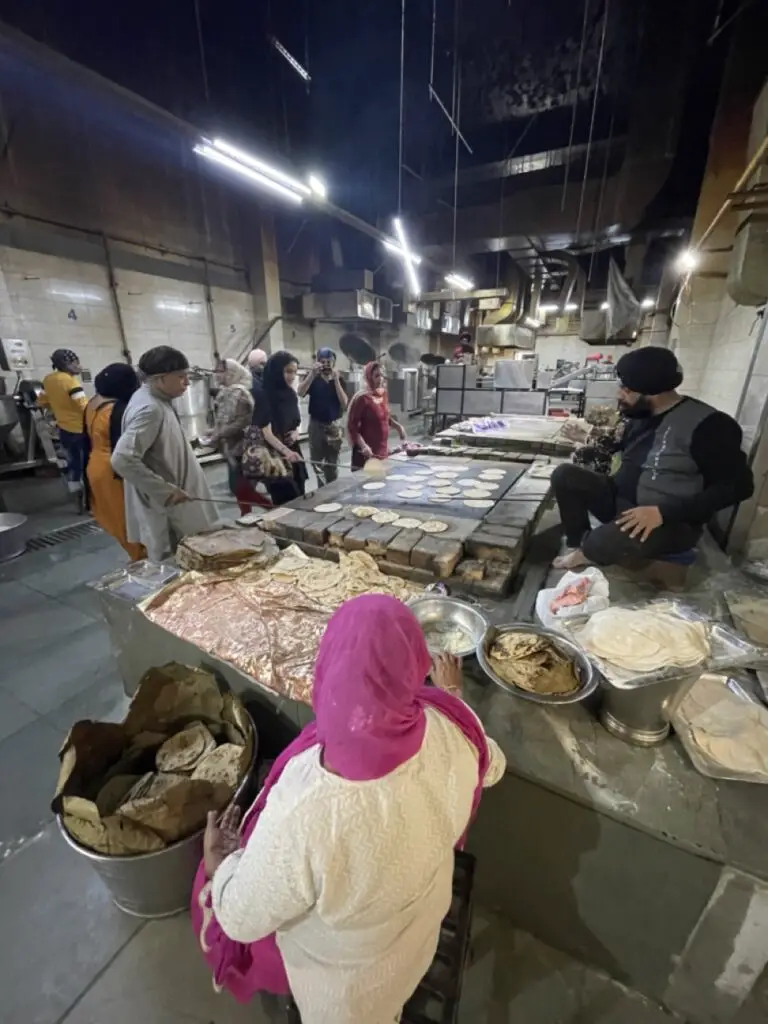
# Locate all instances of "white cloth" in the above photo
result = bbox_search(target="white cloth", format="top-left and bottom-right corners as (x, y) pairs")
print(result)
(212, 707), (505, 1024)
(111, 383), (219, 561)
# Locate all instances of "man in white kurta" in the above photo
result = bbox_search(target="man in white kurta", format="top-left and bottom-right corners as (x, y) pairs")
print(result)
(111, 347), (219, 562)
(211, 706), (506, 1024)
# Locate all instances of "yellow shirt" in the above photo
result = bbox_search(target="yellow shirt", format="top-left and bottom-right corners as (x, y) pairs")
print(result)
(38, 371), (88, 433)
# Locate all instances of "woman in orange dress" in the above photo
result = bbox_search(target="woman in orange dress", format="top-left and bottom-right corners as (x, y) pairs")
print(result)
(84, 363), (145, 560)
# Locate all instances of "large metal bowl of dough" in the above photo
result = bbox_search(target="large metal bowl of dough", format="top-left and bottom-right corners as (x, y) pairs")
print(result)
(409, 596), (489, 658)
(477, 623), (596, 705)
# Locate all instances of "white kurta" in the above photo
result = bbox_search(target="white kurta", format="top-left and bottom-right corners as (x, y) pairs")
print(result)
(111, 383), (219, 562)
(212, 707), (506, 1024)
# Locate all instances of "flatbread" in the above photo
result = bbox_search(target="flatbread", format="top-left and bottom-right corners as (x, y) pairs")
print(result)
(457, 478), (479, 486)
(398, 489), (424, 499)
(191, 744), (245, 790)
(371, 509), (400, 524)
(479, 470), (505, 479)
(464, 498), (494, 509)
(575, 605), (710, 675)
(362, 481), (386, 490)
(488, 631), (579, 695)
(314, 502), (343, 513)
(351, 505), (378, 518)
(463, 489), (495, 499)
(421, 520), (449, 534)
(433, 486), (461, 496)
(393, 517), (422, 529)
(429, 495), (453, 504)
(386, 473), (409, 481)
(156, 722), (215, 773)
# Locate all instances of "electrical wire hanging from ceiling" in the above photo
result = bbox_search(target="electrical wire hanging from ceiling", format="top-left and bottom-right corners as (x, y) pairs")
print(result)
(561, 0), (590, 212)
(574, 0), (609, 244)
(398, 0), (406, 214)
(193, 0), (211, 103)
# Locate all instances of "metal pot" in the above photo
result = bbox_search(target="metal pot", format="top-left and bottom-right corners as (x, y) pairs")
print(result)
(57, 712), (259, 919)
(173, 374), (211, 441)
(599, 670), (701, 747)
(0, 512), (28, 562)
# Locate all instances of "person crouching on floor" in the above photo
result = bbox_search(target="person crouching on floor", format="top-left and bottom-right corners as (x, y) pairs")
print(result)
(551, 346), (754, 571)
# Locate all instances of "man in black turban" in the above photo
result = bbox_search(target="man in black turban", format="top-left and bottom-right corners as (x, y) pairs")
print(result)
(550, 346), (753, 570)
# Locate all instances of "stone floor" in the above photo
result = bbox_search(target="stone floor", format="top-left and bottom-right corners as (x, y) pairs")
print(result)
(0, 458), (678, 1024)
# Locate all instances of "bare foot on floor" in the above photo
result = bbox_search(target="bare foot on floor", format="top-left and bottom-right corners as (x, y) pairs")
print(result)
(552, 548), (590, 570)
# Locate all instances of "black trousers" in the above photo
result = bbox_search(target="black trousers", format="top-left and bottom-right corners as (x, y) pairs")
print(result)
(551, 463), (701, 567)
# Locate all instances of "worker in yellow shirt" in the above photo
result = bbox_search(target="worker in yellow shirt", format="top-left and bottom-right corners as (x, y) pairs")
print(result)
(38, 348), (89, 507)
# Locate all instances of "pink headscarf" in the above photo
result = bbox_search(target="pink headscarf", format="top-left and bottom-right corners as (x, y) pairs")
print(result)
(312, 594), (432, 779)
(191, 594), (490, 1001)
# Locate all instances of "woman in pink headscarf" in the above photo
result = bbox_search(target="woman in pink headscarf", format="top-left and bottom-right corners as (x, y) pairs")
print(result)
(347, 361), (407, 469)
(192, 594), (505, 1024)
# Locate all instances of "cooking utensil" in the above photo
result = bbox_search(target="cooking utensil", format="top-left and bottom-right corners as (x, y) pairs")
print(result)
(477, 623), (596, 705)
(0, 512), (28, 562)
(409, 596), (489, 658)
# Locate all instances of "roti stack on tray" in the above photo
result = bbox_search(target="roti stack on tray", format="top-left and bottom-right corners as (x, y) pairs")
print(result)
(488, 631), (579, 696)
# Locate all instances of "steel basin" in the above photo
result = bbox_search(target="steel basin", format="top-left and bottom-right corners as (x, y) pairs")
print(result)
(409, 596), (489, 658)
(0, 512), (28, 562)
(477, 622), (597, 705)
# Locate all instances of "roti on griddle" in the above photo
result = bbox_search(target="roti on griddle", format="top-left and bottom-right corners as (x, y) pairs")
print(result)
(351, 505), (378, 518)
(371, 509), (400, 524)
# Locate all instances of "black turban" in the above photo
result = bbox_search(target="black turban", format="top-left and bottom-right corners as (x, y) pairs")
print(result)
(616, 347), (683, 395)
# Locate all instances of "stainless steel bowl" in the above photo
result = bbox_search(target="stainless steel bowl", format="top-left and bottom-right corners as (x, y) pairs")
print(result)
(409, 596), (489, 658)
(477, 623), (597, 705)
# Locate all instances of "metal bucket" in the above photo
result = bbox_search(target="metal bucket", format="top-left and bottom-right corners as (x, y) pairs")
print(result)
(173, 374), (211, 441)
(57, 819), (206, 918)
(0, 512), (29, 562)
(599, 671), (701, 747)
(57, 713), (258, 919)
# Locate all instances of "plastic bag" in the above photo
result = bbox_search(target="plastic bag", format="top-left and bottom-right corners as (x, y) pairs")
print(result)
(666, 672), (768, 783)
(535, 568), (610, 631)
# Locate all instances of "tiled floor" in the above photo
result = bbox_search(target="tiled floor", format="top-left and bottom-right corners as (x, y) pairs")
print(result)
(0, 461), (678, 1024)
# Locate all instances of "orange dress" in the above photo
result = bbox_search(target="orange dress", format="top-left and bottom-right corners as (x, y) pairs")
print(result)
(85, 398), (145, 561)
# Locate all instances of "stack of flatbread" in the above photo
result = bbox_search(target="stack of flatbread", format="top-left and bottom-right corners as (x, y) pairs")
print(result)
(574, 605), (710, 680)
(266, 547), (419, 607)
(488, 631), (579, 695)
(176, 526), (278, 572)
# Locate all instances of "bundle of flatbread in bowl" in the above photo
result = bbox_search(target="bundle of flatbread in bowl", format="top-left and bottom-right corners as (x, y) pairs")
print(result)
(53, 663), (254, 856)
(568, 602), (711, 686)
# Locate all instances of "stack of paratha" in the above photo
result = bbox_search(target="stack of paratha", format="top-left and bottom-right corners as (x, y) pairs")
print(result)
(488, 632), (579, 695)
(176, 525), (278, 573)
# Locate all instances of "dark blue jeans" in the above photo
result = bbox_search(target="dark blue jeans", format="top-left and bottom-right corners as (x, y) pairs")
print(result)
(58, 429), (85, 484)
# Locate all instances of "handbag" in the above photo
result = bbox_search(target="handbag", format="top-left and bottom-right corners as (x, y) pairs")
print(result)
(323, 419), (344, 451)
(240, 425), (290, 480)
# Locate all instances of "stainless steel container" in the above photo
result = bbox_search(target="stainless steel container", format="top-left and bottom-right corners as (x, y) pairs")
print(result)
(477, 623), (597, 705)
(173, 373), (211, 441)
(0, 512), (28, 562)
(599, 670), (701, 747)
(57, 820), (206, 918)
(0, 394), (19, 447)
(57, 713), (258, 918)
(409, 596), (489, 658)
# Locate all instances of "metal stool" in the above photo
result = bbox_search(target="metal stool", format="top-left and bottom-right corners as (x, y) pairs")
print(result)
(285, 851), (476, 1024)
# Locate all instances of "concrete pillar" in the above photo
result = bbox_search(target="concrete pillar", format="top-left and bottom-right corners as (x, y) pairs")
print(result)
(248, 210), (284, 354)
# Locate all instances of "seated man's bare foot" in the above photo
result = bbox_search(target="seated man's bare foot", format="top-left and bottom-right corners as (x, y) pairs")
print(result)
(553, 548), (590, 570)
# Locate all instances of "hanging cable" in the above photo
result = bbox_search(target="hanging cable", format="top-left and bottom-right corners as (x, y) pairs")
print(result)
(452, 63), (462, 267)
(561, 0), (590, 212)
(193, 0), (211, 103)
(588, 94), (616, 282)
(494, 112), (540, 287)
(575, 0), (609, 242)
(429, 0), (437, 90)
(398, 0), (406, 213)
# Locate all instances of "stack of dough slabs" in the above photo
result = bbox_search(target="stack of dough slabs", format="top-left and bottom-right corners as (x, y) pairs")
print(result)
(488, 631), (579, 695)
(574, 605), (710, 682)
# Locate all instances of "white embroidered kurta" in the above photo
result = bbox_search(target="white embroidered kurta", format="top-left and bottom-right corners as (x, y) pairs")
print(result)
(111, 383), (219, 561)
(212, 707), (506, 1024)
